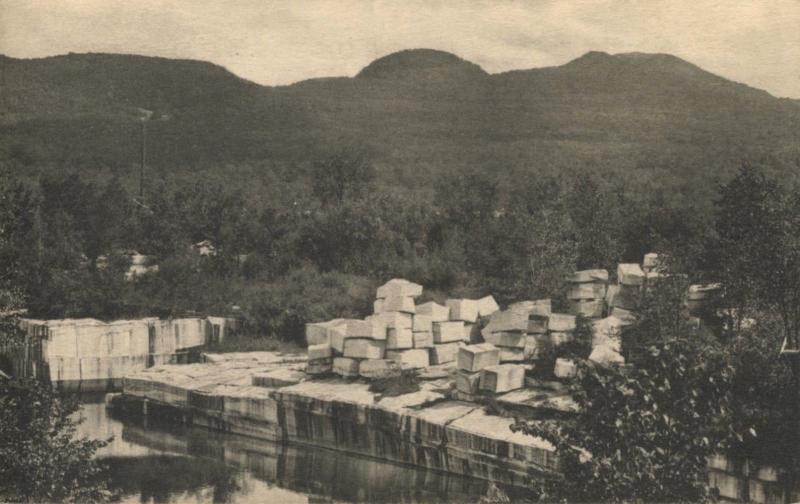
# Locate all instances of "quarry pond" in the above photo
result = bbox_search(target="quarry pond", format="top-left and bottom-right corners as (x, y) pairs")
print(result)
(76, 396), (516, 504)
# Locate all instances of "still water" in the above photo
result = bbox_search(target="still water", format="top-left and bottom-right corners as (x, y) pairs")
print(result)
(76, 397), (520, 504)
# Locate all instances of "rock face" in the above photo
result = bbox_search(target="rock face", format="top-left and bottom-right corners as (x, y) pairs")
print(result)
(119, 354), (558, 487)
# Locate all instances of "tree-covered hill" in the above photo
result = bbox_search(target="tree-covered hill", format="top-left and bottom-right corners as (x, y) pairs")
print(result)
(2, 48), (799, 197)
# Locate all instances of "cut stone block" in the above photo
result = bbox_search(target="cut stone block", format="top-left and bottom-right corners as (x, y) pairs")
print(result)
(382, 295), (416, 314)
(527, 315), (549, 334)
(412, 314), (432, 332)
(548, 313), (576, 332)
(569, 299), (605, 318)
(415, 301), (450, 322)
(476, 295), (500, 317)
(550, 332), (575, 347)
(329, 326), (348, 354)
(412, 331), (433, 348)
(617, 263), (645, 286)
(429, 342), (463, 364)
(340, 318), (387, 339)
(305, 318), (344, 345)
(343, 339), (385, 359)
(479, 364), (526, 393)
(567, 282), (607, 300)
(498, 347), (525, 362)
(609, 307), (636, 325)
(432, 321), (465, 343)
(589, 346), (624, 366)
(568, 269), (609, 283)
(368, 311), (413, 329)
(376, 278), (423, 299)
(252, 368), (305, 388)
(463, 322), (481, 343)
(305, 358), (332, 375)
(484, 330), (526, 348)
(373, 298), (385, 313)
(359, 359), (402, 379)
(457, 343), (500, 372)
(386, 348), (429, 368)
(483, 309), (529, 334)
(332, 357), (361, 377)
(446, 299), (479, 322)
(455, 370), (482, 394)
(386, 327), (413, 350)
(643, 252), (660, 272)
(307, 343), (332, 361)
(605, 284), (618, 305)
(554, 358), (577, 379)
(687, 283), (723, 300)
(508, 299), (551, 317)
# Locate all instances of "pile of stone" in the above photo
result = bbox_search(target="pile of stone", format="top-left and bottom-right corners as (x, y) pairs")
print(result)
(305, 280), (503, 379)
(482, 299), (550, 363)
(607, 263), (645, 324)
(567, 269), (608, 319)
(455, 343), (526, 399)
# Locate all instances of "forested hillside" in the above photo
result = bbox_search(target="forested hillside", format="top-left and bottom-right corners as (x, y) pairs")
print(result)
(3, 49), (799, 202)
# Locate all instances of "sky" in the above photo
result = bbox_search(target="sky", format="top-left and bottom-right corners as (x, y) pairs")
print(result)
(2, 0), (799, 98)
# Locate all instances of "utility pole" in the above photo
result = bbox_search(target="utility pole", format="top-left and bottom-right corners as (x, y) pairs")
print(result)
(139, 119), (147, 201)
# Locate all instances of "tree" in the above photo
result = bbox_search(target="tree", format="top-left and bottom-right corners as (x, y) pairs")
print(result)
(713, 164), (785, 332)
(310, 152), (376, 206)
(0, 378), (109, 502)
(513, 279), (740, 502)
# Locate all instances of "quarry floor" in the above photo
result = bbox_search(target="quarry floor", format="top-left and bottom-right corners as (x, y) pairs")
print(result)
(113, 351), (566, 487)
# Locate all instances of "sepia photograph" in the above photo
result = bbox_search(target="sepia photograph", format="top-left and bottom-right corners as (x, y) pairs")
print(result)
(1, 1), (800, 502)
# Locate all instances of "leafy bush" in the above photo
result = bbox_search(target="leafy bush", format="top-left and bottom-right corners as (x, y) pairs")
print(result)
(242, 265), (375, 345)
(0, 379), (109, 502)
(513, 339), (737, 502)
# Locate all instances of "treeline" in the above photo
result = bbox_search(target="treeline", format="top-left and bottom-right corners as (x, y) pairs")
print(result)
(0, 156), (793, 343)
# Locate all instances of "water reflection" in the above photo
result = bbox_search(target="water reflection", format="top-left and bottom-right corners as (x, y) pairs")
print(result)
(76, 399), (517, 503)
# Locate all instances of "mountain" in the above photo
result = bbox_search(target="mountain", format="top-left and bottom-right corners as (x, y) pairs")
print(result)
(2, 49), (799, 196)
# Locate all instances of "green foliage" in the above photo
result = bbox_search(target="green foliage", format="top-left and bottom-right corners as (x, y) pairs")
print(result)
(726, 315), (798, 471)
(243, 265), (375, 345)
(513, 276), (743, 502)
(310, 153), (376, 206)
(0, 379), (109, 502)
(514, 340), (736, 503)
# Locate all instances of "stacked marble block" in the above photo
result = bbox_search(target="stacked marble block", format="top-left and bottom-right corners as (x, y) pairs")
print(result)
(606, 263), (646, 324)
(304, 279), (502, 378)
(305, 317), (390, 378)
(567, 269), (609, 319)
(424, 295), (501, 366)
(455, 343), (526, 398)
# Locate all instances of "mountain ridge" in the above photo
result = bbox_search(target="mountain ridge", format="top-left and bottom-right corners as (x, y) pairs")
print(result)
(2, 48), (799, 199)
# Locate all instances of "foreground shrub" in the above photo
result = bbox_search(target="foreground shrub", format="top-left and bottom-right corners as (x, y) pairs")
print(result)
(0, 378), (108, 502)
(513, 339), (737, 502)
